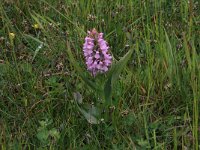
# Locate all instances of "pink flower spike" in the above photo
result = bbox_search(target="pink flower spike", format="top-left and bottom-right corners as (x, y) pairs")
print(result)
(83, 28), (112, 76)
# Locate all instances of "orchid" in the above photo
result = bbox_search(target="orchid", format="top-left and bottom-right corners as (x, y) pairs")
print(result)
(83, 28), (112, 76)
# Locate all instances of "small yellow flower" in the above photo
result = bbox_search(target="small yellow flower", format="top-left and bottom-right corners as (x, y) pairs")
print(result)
(9, 32), (15, 40)
(33, 23), (40, 29)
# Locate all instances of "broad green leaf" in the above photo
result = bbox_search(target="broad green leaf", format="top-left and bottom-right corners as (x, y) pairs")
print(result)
(73, 92), (83, 104)
(36, 128), (49, 143)
(83, 104), (100, 117)
(78, 106), (99, 124)
(81, 75), (101, 92)
(49, 128), (60, 140)
(111, 47), (133, 82)
(104, 47), (133, 102)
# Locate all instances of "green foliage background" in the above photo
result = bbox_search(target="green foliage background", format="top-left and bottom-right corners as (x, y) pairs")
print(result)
(0, 0), (199, 149)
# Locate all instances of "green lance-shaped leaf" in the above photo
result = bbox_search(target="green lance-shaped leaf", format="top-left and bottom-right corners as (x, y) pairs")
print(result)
(77, 106), (99, 124)
(104, 47), (134, 102)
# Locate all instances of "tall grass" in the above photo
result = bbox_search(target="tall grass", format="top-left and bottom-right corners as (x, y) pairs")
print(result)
(0, 0), (199, 149)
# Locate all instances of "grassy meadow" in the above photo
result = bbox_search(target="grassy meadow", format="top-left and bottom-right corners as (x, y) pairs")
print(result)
(0, 0), (199, 149)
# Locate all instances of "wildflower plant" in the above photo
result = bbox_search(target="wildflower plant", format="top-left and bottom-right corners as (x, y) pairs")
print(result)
(83, 28), (112, 76)
(9, 32), (15, 40)
(9, 32), (15, 46)
(33, 23), (40, 29)
(66, 29), (133, 124)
